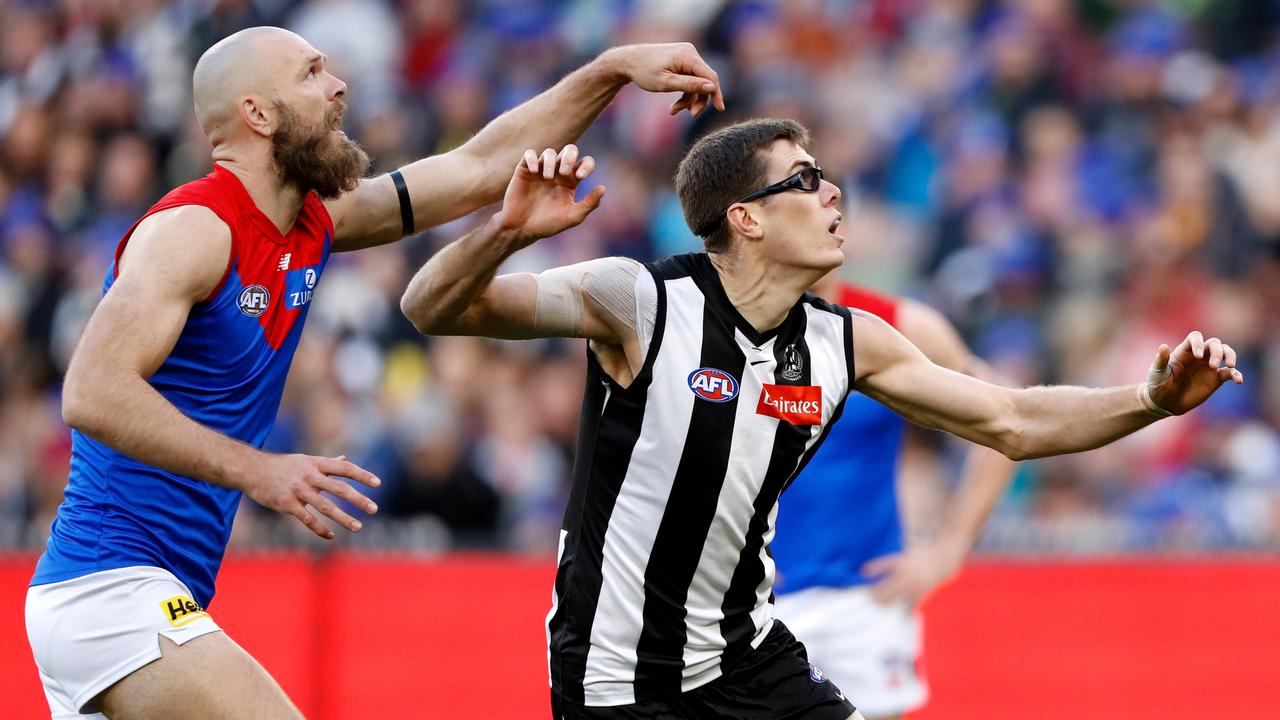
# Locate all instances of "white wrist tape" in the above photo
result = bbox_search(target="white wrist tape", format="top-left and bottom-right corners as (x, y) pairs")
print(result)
(1138, 383), (1173, 417)
(1139, 359), (1174, 417)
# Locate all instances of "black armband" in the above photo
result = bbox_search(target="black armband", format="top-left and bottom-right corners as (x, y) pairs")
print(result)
(390, 169), (414, 236)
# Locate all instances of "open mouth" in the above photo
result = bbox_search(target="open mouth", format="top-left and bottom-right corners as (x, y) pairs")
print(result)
(828, 215), (842, 234)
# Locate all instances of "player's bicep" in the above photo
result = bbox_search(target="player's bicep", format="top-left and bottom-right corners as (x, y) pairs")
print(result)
(444, 260), (631, 343)
(852, 311), (1015, 450)
(327, 152), (490, 252)
(324, 174), (401, 252)
(72, 206), (231, 378)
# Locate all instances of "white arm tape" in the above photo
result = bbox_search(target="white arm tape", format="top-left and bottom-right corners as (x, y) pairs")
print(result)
(533, 257), (656, 355)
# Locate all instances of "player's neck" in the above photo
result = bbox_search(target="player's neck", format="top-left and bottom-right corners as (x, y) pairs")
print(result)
(211, 153), (307, 235)
(708, 251), (818, 335)
(809, 270), (841, 303)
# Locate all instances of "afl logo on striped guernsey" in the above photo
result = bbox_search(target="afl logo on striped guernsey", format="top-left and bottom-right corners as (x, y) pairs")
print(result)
(237, 285), (270, 317)
(687, 368), (739, 403)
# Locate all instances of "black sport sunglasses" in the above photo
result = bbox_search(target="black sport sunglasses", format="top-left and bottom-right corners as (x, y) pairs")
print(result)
(696, 166), (823, 237)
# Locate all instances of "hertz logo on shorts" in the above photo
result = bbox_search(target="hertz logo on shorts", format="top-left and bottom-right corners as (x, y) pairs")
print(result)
(160, 595), (209, 628)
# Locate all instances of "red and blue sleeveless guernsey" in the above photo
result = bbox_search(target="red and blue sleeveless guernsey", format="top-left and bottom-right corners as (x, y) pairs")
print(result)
(773, 285), (906, 594)
(31, 164), (332, 607)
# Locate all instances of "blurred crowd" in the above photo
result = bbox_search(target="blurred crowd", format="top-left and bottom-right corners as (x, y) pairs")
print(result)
(2, 0), (1279, 555)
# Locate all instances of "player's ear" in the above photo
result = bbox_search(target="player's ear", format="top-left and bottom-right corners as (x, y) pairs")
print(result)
(241, 96), (273, 138)
(725, 203), (763, 241)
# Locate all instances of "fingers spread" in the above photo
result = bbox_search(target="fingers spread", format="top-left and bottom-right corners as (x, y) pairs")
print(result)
(316, 476), (379, 515)
(300, 488), (362, 533)
(1189, 330), (1205, 359)
(318, 456), (381, 489)
(288, 503), (334, 540)
(575, 154), (595, 180)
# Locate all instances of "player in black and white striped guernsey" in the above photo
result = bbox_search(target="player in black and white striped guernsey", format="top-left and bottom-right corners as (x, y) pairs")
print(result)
(400, 120), (1244, 719)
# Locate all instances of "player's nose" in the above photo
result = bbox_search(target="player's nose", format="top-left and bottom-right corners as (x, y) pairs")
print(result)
(821, 179), (842, 206)
(328, 74), (347, 100)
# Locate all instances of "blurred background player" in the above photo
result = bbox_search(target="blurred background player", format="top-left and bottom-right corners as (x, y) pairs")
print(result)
(399, 118), (1242, 719)
(23, 25), (722, 720)
(772, 275), (1016, 720)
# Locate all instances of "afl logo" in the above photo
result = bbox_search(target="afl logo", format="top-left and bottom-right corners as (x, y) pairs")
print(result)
(238, 285), (270, 317)
(687, 367), (739, 403)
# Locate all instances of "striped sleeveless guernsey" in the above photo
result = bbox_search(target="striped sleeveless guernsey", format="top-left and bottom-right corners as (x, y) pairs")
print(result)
(547, 253), (854, 707)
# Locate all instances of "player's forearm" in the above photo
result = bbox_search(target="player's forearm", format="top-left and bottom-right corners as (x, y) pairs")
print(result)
(448, 51), (628, 204)
(400, 215), (520, 335)
(62, 369), (261, 490)
(1004, 383), (1159, 460)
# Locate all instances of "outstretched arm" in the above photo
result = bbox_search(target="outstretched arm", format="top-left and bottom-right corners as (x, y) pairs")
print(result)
(852, 311), (1243, 461)
(62, 207), (379, 540)
(326, 43), (722, 251)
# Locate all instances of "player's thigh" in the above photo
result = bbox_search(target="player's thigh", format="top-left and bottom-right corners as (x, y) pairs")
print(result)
(99, 631), (302, 720)
(28, 566), (230, 716)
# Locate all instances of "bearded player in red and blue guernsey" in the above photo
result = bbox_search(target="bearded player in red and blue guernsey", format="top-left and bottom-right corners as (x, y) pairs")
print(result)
(772, 274), (1016, 720)
(24, 26), (724, 720)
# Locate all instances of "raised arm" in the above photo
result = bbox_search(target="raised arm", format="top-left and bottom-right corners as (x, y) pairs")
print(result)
(326, 43), (722, 251)
(858, 300), (1017, 604)
(61, 207), (379, 539)
(399, 145), (647, 384)
(852, 311), (1243, 462)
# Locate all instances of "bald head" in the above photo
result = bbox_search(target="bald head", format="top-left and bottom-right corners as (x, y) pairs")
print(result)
(193, 26), (310, 140)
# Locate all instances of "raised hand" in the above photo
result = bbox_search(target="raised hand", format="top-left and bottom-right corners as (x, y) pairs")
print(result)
(245, 453), (380, 539)
(605, 42), (725, 117)
(1144, 331), (1245, 416)
(493, 144), (606, 247)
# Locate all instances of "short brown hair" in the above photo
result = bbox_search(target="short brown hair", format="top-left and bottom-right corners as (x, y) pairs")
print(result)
(675, 119), (812, 253)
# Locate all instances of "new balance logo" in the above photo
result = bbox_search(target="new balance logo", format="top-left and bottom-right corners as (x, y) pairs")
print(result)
(277, 253), (292, 270)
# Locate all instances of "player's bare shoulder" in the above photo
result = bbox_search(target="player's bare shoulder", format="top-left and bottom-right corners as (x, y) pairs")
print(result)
(579, 256), (651, 386)
(117, 205), (233, 304)
(849, 308), (922, 383)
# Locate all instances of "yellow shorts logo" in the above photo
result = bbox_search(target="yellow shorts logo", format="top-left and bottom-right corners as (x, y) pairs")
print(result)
(160, 595), (209, 628)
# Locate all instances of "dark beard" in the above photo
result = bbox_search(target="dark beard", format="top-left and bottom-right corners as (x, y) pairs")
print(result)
(271, 99), (370, 200)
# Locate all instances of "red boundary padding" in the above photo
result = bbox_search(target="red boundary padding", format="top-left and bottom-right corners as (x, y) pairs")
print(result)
(4, 554), (1278, 719)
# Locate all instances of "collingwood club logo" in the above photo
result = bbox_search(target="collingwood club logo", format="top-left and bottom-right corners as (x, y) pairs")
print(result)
(238, 284), (270, 317)
(779, 344), (803, 381)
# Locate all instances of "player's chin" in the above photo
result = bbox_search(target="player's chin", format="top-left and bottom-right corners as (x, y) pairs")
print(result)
(815, 246), (845, 272)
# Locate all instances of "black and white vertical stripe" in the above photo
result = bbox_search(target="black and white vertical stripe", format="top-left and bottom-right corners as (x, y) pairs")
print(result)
(548, 253), (853, 707)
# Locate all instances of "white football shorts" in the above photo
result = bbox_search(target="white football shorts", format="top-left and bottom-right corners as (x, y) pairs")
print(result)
(774, 585), (926, 718)
(26, 565), (222, 718)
